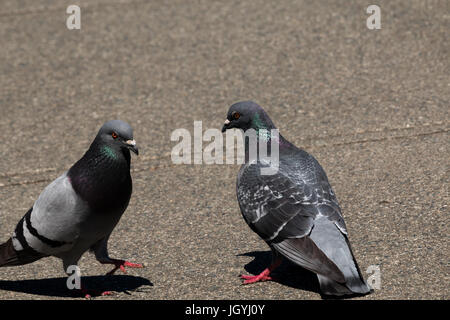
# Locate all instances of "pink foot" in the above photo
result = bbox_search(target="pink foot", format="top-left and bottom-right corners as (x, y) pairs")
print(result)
(240, 268), (274, 284)
(105, 259), (144, 275)
(240, 257), (282, 285)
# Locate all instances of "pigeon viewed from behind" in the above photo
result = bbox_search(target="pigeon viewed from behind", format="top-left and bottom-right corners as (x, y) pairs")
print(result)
(222, 101), (372, 297)
(0, 120), (142, 298)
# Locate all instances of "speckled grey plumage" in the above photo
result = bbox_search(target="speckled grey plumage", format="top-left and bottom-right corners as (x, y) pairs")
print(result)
(228, 101), (372, 296)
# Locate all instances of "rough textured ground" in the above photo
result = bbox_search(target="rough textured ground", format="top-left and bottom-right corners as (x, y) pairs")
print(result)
(0, 0), (448, 300)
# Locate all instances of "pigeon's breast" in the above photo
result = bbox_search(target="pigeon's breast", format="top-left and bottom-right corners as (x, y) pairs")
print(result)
(68, 161), (132, 215)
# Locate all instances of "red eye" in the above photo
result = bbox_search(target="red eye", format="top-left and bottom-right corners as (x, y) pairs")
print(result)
(233, 112), (240, 120)
(112, 132), (118, 139)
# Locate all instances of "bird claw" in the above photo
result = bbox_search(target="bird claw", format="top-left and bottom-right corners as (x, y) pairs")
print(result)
(106, 259), (144, 275)
(240, 258), (282, 284)
(240, 273), (274, 284)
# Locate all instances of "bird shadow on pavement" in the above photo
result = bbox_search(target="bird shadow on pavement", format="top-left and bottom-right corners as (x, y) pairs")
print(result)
(238, 250), (321, 295)
(0, 275), (153, 298)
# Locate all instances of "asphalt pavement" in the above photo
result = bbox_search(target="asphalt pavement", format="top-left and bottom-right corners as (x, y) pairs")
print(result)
(0, 0), (448, 299)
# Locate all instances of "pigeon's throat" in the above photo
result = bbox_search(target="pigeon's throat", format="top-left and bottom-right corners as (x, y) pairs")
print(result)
(100, 145), (119, 160)
(251, 113), (269, 131)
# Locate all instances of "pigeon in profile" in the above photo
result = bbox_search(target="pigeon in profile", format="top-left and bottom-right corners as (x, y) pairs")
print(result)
(0, 120), (142, 298)
(222, 101), (372, 297)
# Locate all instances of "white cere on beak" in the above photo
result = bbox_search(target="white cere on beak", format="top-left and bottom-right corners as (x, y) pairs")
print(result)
(224, 119), (230, 125)
(126, 139), (136, 146)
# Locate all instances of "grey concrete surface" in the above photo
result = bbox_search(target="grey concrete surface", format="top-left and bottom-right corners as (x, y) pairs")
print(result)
(0, 0), (448, 299)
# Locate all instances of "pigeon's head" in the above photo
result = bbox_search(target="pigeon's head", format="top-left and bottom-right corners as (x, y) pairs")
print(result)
(222, 101), (276, 133)
(97, 120), (139, 155)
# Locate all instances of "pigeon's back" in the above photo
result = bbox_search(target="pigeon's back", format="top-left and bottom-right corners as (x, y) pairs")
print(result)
(237, 144), (372, 296)
(237, 145), (346, 236)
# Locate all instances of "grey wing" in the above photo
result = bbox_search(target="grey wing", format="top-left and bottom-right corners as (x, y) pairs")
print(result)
(290, 152), (348, 234)
(237, 163), (315, 242)
(237, 161), (347, 282)
(11, 172), (89, 257)
(237, 158), (348, 241)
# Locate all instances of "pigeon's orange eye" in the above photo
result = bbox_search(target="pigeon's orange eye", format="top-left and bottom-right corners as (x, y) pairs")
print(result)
(233, 112), (240, 120)
(112, 132), (118, 139)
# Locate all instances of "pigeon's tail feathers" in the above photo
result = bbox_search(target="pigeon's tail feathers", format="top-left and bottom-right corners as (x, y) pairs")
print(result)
(339, 235), (373, 295)
(0, 238), (45, 267)
(272, 237), (346, 283)
(317, 274), (353, 296)
(318, 273), (373, 297)
(309, 218), (373, 296)
(0, 239), (17, 267)
(317, 274), (355, 296)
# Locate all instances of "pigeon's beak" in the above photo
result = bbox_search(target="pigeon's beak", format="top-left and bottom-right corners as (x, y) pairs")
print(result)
(221, 119), (231, 133)
(125, 139), (139, 155)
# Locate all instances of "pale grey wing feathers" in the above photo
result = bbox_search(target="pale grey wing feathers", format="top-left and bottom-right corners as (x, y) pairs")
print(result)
(286, 151), (348, 234)
(271, 237), (345, 283)
(24, 172), (89, 255)
(237, 162), (345, 282)
(237, 155), (372, 295)
(237, 163), (315, 241)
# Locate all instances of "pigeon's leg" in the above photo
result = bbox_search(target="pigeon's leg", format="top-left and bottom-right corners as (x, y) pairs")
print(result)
(104, 259), (144, 275)
(62, 256), (112, 298)
(240, 253), (282, 285)
(91, 235), (144, 275)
